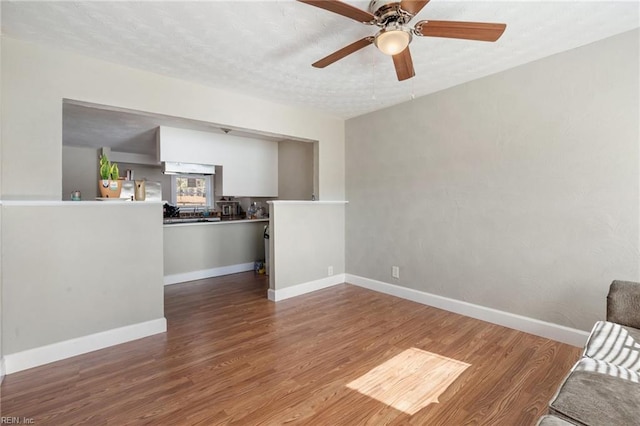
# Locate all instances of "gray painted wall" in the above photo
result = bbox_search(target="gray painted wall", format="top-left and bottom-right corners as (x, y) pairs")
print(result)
(270, 202), (345, 290)
(2, 203), (164, 354)
(62, 145), (99, 200)
(0, 2), (3, 375)
(345, 29), (640, 332)
(278, 140), (314, 200)
(164, 221), (266, 276)
(0, 207), (3, 376)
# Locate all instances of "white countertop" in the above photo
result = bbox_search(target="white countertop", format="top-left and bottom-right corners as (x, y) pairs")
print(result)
(1, 200), (163, 206)
(163, 218), (268, 227)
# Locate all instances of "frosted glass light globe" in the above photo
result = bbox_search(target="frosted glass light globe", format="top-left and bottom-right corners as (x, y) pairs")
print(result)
(375, 29), (411, 55)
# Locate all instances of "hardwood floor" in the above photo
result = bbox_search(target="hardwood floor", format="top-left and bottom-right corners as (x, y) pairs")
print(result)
(0, 273), (581, 425)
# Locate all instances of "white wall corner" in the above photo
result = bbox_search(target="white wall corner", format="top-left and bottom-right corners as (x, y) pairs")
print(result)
(267, 288), (276, 301)
(268, 274), (345, 302)
(164, 262), (255, 286)
(345, 274), (589, 347)
(3, 318), (167, 375)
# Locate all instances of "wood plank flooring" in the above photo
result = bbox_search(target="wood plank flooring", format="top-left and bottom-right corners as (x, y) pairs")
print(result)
(0, 273), (581, 425)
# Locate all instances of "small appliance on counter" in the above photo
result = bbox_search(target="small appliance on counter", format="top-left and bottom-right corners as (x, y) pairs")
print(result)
(217, 200), (241, 219)
(134, 180), (146, 201)
(121, 180), (161, 201)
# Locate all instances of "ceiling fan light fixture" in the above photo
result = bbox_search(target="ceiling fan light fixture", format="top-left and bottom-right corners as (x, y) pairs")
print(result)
(297, 0), (508, 82)
(374, 25), (412, 55)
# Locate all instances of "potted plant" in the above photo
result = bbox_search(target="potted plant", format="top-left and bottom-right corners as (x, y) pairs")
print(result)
(98, 154), (122, 198)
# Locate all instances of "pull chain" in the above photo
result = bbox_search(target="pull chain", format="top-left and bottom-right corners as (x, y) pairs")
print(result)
(371, 48), (377, 100)
(410, 76), (415, 100)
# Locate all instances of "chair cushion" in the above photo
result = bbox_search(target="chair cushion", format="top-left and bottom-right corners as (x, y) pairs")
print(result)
(536, 414), (576, 425)
(583, 321), (640, 371)
(549, 358), (640, 426)
(607, 280), (640, 329)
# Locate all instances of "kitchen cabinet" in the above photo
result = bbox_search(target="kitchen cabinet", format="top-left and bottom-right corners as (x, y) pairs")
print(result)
(158, 126), (278, 197)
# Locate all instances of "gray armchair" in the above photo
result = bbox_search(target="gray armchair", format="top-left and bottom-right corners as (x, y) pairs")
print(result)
(542, 280), (640, 426)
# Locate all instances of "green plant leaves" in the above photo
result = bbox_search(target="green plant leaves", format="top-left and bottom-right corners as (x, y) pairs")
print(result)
(110, 163), (119, 180)
(99, 154), (119, 180)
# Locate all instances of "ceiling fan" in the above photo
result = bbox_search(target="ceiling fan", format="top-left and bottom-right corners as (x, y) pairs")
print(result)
(297, 0), (507, 81)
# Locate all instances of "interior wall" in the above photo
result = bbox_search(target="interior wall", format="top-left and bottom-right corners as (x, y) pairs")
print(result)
(345, 29), (640, 332)
(2, 202), (164, 354)
(278, 140), (314, 200)
(1, 37), (344, 201)
(62, 146), (99, 200)
(164, 221), (266, 277)
(0, 206), (3, 379)
(0, 6), (4, 380)
(270, 201), (346, 290)
(0, 36), (344, 366)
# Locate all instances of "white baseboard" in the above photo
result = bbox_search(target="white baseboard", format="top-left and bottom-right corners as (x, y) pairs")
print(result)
(0, 357), (5, 384)
(268, 273), (345, 302)
(4, 318), (167, 375)
(345, 274), (589, 347)
(164, 262), (255, 285)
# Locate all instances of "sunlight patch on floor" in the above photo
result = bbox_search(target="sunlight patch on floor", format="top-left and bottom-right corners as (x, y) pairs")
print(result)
(347, 347), (470, 415)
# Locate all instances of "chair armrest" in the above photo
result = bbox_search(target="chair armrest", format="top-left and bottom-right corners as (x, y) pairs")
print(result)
(607, 280), (640, 329)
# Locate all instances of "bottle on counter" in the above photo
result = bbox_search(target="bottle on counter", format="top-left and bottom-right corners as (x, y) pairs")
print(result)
(247, 202), (257, 219)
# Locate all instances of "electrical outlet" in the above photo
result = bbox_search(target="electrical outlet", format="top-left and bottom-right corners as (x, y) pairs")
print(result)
(392, 266), (400, 279)
(328, 266), (334, 276)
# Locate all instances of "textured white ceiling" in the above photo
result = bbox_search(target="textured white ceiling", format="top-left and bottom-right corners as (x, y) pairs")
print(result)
(2, 1), (639, 119)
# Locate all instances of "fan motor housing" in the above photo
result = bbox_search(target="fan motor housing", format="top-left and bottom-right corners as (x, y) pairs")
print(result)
(369, 1), (413, 25)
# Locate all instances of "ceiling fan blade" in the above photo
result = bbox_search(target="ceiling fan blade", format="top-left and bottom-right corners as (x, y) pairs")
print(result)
(297, 0), (375, 23)
(415, 20), (507, 42)
(392, 47), (415, 81)
(312, 37), (373, 68)
(400, 0), (430, 16)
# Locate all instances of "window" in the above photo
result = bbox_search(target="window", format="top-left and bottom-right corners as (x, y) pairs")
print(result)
(171, 175), (213, 207)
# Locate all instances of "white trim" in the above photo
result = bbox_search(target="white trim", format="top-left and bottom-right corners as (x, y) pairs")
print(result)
(268, 274), (345, 302)
(164, 262), (255, 285)
(345, 274), (589, 347)
(0, 357), (5, 384)
(0, 200), (162, 206)
(3, 318), (167, 374)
